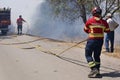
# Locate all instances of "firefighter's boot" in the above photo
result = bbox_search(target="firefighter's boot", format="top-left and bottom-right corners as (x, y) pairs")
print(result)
(88, 68), (102, 78)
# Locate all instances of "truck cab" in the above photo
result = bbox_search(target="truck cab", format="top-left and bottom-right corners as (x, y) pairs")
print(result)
(0, 7), (11, 35)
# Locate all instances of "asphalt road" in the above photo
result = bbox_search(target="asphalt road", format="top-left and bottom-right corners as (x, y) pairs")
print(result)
(0, 35), (120, 80)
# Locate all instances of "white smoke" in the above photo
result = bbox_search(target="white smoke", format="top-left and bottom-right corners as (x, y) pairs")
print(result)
(0, 0), (86, 42)
(1, 0), (120, 43)
(30, 0), (87, 42)
(113, 14), (120, 45)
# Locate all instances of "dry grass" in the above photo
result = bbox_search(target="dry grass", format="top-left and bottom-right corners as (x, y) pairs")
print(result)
(78, 42), (120, 59)
(112, 47), (120, 58)
(60, 39), (120, 59)
(102, 46), (120, 59)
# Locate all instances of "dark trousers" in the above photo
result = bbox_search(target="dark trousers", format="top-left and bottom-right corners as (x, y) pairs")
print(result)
(17, 25), (23, 34)
(85, 39), (103, 70)
(105, 31), (114, 52)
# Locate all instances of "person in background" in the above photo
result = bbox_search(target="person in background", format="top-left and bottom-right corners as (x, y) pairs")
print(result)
(16, 15), (26, 35)
(84, 7), (110, 78)
(105, 13), (119, 53)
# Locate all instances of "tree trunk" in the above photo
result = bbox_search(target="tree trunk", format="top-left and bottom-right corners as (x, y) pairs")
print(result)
(80, 4), (87, 23)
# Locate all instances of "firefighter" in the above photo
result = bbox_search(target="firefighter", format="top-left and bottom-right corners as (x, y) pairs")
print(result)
(16, 15), (26, 35)
(84, 7), (110, 78)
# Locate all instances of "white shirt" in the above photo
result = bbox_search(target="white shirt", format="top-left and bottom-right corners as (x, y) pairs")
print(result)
(107, 18), (119, 31)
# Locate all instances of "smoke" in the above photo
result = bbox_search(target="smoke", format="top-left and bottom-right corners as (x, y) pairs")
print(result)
(0, 0), (87, 42)
(113, 14), (120, 45)
(30, 0), (87, 42)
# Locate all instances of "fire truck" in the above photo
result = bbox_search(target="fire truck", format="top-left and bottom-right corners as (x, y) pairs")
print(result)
(0, 7), (11, 35)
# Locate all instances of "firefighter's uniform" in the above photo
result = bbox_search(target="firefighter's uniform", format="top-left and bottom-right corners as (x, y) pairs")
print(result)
(16, 15), (26, 35)
(84, 16), (110, 77)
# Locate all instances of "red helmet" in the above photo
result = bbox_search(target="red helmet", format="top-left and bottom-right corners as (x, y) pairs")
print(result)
(92, 7), (102, 16)
(19, 15), (22, 18)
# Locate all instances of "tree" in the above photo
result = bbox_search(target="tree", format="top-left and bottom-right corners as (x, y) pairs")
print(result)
(49, 0), (120, 23)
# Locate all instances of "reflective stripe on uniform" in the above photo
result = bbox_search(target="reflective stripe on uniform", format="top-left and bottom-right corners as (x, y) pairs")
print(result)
(88, 25), (106, 38)
(105, 28), (110, 32)
(84, 26), (89, 30)
(95, 61), (100, 65)
(88, 61), (96, 68)
(89, 33), (104, 38)
(90, 25), (105, 29)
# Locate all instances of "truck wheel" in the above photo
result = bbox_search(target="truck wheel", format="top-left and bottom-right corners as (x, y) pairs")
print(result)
(1, 30), (7, 35)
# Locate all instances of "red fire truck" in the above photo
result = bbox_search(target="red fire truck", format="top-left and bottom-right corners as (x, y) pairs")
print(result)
(0, 7), (11, 35)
